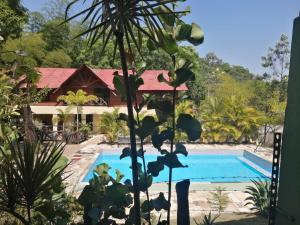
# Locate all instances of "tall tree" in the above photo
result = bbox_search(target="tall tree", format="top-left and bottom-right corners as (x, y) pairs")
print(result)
(27, 11), (46, 33)
(262, 34), (290, 81)
(2, 33), (47, 67)
(42, 0), (71, 20)
(43, 49), (72, 67)
(41, 19), (70, 51)
(0, 0), (27, 42)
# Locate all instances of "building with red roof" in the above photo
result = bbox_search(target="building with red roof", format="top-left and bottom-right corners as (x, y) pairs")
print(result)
(24, 65), (187, 131)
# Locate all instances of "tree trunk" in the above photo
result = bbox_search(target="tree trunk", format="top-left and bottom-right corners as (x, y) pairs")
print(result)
(23, 105), (36, 143)
(115, 31), (141, 225)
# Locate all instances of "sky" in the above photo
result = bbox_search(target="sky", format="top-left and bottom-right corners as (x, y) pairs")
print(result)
(22, 0), (300, 75)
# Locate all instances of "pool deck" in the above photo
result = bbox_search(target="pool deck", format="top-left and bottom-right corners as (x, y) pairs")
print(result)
(63, 135), (274, 216)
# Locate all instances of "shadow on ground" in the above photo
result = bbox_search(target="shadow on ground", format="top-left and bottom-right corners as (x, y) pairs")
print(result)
(190, 213), (267, 225)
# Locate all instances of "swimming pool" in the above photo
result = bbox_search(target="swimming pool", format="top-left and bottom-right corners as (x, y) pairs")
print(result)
(82, 153), (271, 183)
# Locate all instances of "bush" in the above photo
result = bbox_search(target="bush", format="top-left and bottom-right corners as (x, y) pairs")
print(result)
(245, 179), (271, 218)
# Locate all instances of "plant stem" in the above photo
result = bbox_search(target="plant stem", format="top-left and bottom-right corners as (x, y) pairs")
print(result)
(27, 205), (31, 225)
(5, 209), (30, 225)
(115, 31), (141, 225)
(135, 103), (152, 225)
(167, 87), (177, 225)
(76, 105), (79, 132)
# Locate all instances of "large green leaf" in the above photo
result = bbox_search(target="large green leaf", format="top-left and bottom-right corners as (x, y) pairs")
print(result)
(87, 208), (101, 225)
(141, 200), (154, 213)
(118, 113), (129, 123)
(106, 183), (133, 207)
(78, 185), (94, 207)
(175, 23), (204, 46)
(115, 169), (124, 183)
(109, 206), (127, 219)
(171, 68), (195, 87)
(148, 99), (173, 121)
(129, 74), (144, 94)
(147, 160), (164, 177)
(157, 153), (187, 169)
(136, 116), (159, 140)
(154, 5), (175, 27)
(176, 114), (202, 141)
(120, 147), (143, 160)
(139, 174), (153, 192)
(189, 23), (205, 45)
(160, 33), (178, 55)
(113, 74), (126, 98)
(151, 128), (174, 150)
(150, 192), (170, 211)
(174, 143), (188, 156)
(120, 147), (131, 160)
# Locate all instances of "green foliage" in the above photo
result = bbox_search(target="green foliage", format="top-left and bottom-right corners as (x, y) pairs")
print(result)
(66, 1), (204, 224)
(78, 163), (133, 224)
(2, 33), (47, 66)
(209, 186), (230, 213)
(0, 139), (68, 225)
(200, 75), (265, 143)
(58, 90), (98, 106)
(194, 212), (219, 225)
(27, 12), (46, 33)
(54, 106), (73, 131)
(245, 179), (271, 218)
(0, 0), (27, 42)
(0, 73), (19, 140)
(98, 108), (128, 143)
(262, 34), (290, 81)
(79, 123), (92, 137)
(176, 114), (202, 141)
(58, 89), (98, 131)
(41, 18), (70, 51)
(43, 49), (72, 67)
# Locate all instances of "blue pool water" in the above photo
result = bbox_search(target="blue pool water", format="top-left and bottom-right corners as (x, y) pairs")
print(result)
(82, 154), (270, 183)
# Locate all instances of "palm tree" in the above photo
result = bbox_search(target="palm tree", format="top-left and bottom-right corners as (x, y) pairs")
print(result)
(19, 65), (41, 143)
(99, 108), (128, 143)
(57, 89), (98, 131)
(0, 139), (68, 225)
(224, 96), (264, 142)
(55, 106), (73, 131)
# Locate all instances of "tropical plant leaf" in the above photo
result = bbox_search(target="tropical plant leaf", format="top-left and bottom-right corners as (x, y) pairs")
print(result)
(157, 153), (187, 169)
(136, 116), (160, 140)
(147, 160), (164, 177)
(150, 192), (170, 211)
(174, 143), (188, 156)
(151, 128), (174, 150)
(148, 98), (173, 121)
(113, 73), (126, 98)
(175, 23), (204, 45)
(176, 113), (202, 141)
(171, 68), (195, 87)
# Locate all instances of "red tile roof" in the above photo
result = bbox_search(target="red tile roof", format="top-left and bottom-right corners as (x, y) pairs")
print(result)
(29, 66), (187, 91)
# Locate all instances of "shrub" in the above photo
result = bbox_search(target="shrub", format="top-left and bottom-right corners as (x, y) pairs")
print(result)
(209, 186), (230, 213)
(245, 179), (271, 218)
